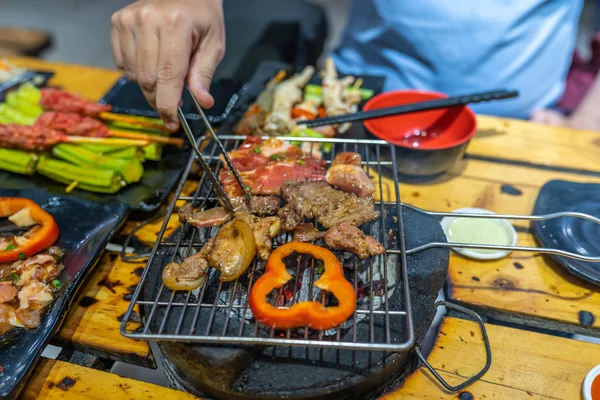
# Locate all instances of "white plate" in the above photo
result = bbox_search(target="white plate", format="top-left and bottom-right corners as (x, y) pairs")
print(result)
(440, 207), (518, 260)
(583, 364), (600, 400)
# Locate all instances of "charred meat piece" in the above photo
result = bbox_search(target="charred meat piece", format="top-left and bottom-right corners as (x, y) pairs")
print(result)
(292, 223), (325, 242)
(281, 181), (380, 229)
(178, 203), (232, 228)
(278, 205), (302, 231)
(232, 195), (280, 216)
(162, 239), (214, 291)
(208, 219), (256, 281)
(0, 282), (17, 303)
(326, 152), (375, 196)
(324, 222), (385, 259)
(253, 217), (282, 260)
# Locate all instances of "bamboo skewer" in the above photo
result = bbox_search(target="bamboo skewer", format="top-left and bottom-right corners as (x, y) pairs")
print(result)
(63, 136), (149, 147)
(108, 129), (184, 147)
(99, 111), (168, 133)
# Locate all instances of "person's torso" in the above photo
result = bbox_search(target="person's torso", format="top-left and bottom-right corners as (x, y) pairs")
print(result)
(331, 0), (583, 118)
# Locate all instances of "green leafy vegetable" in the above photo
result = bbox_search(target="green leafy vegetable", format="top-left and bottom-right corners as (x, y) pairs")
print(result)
(5, 244), (16, 251)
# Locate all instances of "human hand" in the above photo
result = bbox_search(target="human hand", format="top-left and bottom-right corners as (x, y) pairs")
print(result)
(111, 0), (225, 131)
(530, 108), (599, 132)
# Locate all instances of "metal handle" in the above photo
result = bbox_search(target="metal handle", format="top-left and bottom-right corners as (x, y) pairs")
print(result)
(403, 204), (600, 262)
(415, 301), (492, 392)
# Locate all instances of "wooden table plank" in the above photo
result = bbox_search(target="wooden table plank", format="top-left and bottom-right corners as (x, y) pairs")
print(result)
(25, 318), (599, 400)
(383, 317), (600, 399)
(469, 115), (600, 173)
(22, 358), (201, 400)
(374, 154), (600, 334)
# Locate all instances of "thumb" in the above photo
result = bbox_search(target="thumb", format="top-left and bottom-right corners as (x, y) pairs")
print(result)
(187, 35), (225, 109)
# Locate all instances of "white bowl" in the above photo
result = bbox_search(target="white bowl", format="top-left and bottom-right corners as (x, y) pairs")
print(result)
(583, 364), (600, 400)
(440, 207), (518, 260)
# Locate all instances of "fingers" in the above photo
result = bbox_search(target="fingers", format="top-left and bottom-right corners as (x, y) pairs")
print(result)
(135, 22), (160, 109)
(110, 17), (123, 69)
(155, 17), (192, 131)
(187, 29), (225, 109)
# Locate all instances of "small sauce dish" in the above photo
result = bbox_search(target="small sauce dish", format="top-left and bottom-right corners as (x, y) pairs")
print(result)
(583, 364), (600, 400)
(440, 207), (517, 260)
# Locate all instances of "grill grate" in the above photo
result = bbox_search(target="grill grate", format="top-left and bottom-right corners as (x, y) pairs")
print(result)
(121, 136), (414, 351)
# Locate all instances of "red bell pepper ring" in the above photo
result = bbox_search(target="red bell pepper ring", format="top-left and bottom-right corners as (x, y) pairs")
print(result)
(249, 241), (357, 330)
(0, 198), (59, 263)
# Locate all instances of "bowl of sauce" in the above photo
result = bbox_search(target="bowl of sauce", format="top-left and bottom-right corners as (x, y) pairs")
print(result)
(584, 364), (600, 400)
(440, 207), (517, 260)
(363, 90), (477, 177)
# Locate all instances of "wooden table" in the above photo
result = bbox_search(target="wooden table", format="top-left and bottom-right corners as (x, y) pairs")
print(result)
(7, 57), (600, 400)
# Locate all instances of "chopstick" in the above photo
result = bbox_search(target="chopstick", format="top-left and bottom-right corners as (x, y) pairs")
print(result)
(298, 89), (519, 128)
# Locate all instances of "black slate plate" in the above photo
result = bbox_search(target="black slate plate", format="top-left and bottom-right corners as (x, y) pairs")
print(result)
(532, 180), (600, 286)
(0, 70), (54, 102)
(217, 60), (386, 136)
(0, 77), (189, 212)
(0, 189), (128, 400)
(99, 76), (244, 124)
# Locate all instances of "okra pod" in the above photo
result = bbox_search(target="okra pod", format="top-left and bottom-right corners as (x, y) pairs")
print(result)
(143, 143), (162, 161)
(109, 147), (145, 162)
(6, 91), (44, 118)
(52, 143), (144, 184)
(0, 148), (38, 175)
(37, 156), (125, 194)
(0, 104), (36, 125)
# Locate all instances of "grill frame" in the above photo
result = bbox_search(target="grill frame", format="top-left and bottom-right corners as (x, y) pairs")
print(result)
(120, 135), (415, 352)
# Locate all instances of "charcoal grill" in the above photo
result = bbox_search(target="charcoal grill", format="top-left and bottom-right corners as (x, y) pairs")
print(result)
(121, 135), (417, 353)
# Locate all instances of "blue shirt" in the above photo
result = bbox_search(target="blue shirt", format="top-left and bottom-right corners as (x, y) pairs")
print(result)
(331, 0), (583, 118)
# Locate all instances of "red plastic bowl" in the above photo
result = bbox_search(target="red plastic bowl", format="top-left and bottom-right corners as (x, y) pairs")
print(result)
(363, 90), (477, 176)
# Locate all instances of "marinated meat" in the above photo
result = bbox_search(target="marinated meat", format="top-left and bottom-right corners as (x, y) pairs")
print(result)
(253, 217), (282, 260)
(162, 239), (214, 291)
(15, 308), (42, 329)
(40, 88), (112, 117)
(292, 223), (325, 242)
(218, 137), (326, 198)
(0, 282), (17, 303)
(321, 58), (360, 133)
(278, 205), (302, 231)
(326, 152), (375, 196)
(281, 180), (380, 229)
(178, 203), (232, 228)
(231, 195), (280, 216)
(0, 304), (16, 335)
(324, 222), (385, 259)
(17, 280), (54, 310)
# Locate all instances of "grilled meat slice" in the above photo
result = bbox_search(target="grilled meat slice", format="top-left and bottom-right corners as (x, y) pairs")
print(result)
(326, 152), (375, 196)
(324, 222), (385, 259)
(162, 239), (214, 291)
(292, 223), (325, 242)
(281, 180), (380, 229)
(178, 203), (232, 228)
(232, 195), (280, 216)
(278, 205), (302, 231)
(253, 217), (282, 260)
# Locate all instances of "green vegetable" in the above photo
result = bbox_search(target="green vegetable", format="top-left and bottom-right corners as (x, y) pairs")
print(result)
(10, 272), (19, 281)
(288, 129), (332, 153)
(18, 252), (26, 260)
(109, 147), (145, 162)
(303, 93), (323, 106)
(52, 143), (144, 184)
(297, 159), (305, 166)
(17, 83), (42, 104)
(253, 147), (261, 154)
(303, 84), (374, 101)
(107, 117), (165, 134)
(0, 114), (11, 125)
(0, 148), (38, 175)
(79, 143), (131, 154)
(6, 91), (44, 118)
(270, 154), (281, 161)
(0, 104), (36, 125)
(37, 156), (125, 194)
(5, 244), (16, 251)
(143, 143), (162, 161)
(52, 279), (63, 290)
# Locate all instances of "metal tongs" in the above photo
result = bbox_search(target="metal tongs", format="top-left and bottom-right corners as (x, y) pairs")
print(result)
(177, 88), (252, 213)
(402, 204), (600, 262)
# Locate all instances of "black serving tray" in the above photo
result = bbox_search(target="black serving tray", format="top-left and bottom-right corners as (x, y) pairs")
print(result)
(532, 180), (600, 286)
(0, 70), (54, 102)
(0, 188), (129, 400)
(0, 76), (189, 212)
(217, 60), (386, 136)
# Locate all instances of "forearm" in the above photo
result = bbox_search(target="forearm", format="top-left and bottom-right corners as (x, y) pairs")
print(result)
(569, 72), (600, 131)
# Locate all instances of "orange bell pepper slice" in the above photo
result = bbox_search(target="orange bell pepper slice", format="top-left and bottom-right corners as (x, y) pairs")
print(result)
(0, 198), (59, 263)
(249, 241), (356, 330)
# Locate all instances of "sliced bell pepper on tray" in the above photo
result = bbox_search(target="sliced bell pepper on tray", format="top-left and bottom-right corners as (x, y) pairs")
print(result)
(0, 198), (59, 263)
(249, 241), (356, 330)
